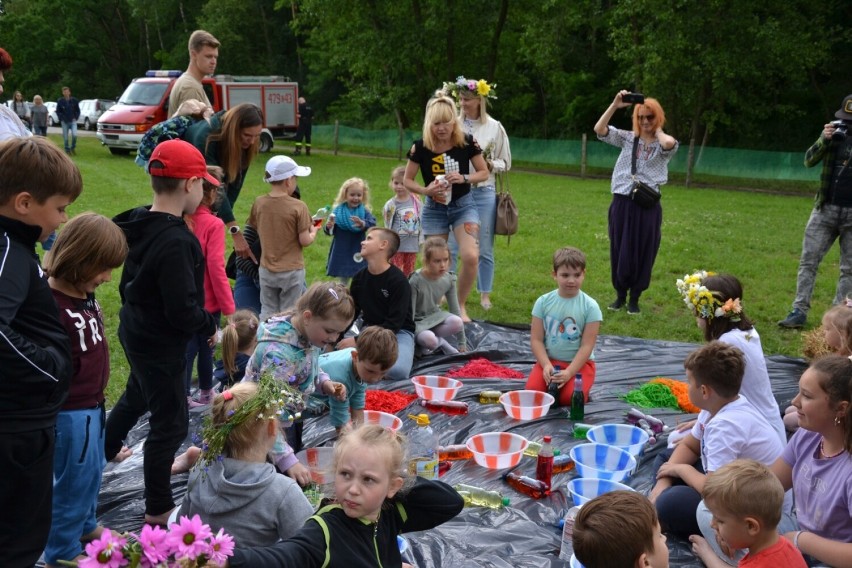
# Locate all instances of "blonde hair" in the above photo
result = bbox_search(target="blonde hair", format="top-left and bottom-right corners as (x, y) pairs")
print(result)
(822, 304), (852, 355)
(189, 29), (220, 52)
(333, 177), (372, 210)
(702, 459), (783, 529)
(632, 98), (666, 135)
(221, 310), (259, 379)
(458, 90), (489, 124)
(44, 212), (127, 285)
(210, 382), (268, 460)
(421, 236), (449, 263)
(294, 281), (356, 322)
(422, 95), (465, 151)
(330, 424), (414, 496)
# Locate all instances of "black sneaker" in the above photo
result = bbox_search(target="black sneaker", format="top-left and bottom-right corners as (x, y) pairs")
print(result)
(608, 298), (626, 311)
(777, 308), (806, 329)
(627, 302), (640, 315)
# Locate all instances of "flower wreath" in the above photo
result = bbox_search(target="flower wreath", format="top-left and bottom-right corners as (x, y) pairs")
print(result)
(442, 76), (497, 101)
(198, 363), (305, 470)
(675, 270), (742, 322)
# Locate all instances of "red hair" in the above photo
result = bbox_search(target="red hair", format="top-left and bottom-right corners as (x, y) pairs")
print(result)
(632, 98), (666, 135)
(0, 48), (12, 71)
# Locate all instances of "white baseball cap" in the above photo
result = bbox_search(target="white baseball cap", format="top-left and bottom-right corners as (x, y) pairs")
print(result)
(264, 155), (311, 183)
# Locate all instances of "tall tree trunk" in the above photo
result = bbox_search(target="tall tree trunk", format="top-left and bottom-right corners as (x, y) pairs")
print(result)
(487, 0), (508, 79)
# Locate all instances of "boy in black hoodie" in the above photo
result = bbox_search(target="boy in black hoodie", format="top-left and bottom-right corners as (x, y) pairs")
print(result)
(105, 139), (219, 526)
(0, 137), (81, 567)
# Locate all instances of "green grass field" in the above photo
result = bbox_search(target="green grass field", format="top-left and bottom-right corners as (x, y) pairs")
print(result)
(54, 135), (834, 406)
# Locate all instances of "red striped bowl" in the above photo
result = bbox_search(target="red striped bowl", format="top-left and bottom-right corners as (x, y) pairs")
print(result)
(410, 375), (462, 401)
(296, 447), (334, 484)
(363, 410), (403, 431)
(465, 432), (529, 469)
(499, 390), (555, 420)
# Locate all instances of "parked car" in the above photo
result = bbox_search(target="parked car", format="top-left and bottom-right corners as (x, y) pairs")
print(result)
(77, 99), (114, 131)
(45, 101), (59, 127)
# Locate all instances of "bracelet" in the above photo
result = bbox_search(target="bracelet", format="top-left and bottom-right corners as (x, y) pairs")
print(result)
(793, 530), (804, 551)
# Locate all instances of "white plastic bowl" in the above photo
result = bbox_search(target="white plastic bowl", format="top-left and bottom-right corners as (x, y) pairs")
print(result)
(410, 375), (461, 401)
(465, 432), (529, 469)
(569, 443), (637, 482)
(362, 410), (403, 431)
(296, 447), (334, 484)
(499, 390), (555, 420)
(585, 424), (649, 457)
(566, 477), (635, 506)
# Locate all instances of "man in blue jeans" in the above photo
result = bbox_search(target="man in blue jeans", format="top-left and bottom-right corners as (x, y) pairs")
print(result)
(56, 86), (80, 155)
(779, 94), (852, 328)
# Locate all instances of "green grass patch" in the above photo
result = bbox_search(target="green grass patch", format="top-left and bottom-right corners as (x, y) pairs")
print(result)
(59, 136), (829, 407)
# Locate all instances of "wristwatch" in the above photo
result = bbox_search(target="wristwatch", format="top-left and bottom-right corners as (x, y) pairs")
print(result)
(228, 225), (241, 235)
(463, 174), (469, 183)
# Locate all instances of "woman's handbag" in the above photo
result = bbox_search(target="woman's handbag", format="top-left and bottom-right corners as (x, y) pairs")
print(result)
(495, 172), (518, 242)
(630, 138), (660, 209)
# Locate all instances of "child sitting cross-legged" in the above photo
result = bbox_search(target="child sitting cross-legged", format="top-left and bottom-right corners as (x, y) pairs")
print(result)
(573, 490), (669, 568)
(689, 459), (806, 568)
(178, 379), (314, 547)
(315, 326), (398, 435)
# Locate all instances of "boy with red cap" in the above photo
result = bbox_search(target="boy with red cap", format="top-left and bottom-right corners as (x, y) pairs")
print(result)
(105, 139), (219, 526)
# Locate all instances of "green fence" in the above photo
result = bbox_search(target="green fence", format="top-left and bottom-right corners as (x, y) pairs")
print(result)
(310, 124), (819, 183)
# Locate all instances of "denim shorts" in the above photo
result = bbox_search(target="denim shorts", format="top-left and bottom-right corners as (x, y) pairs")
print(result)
(421, 191), (480, 236)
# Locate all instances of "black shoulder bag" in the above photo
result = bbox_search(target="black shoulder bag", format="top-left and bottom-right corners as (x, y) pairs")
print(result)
(630, 137), (661, 209)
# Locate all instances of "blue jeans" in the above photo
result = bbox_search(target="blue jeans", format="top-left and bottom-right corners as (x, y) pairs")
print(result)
(385, 329), (415, 381)
(420, 191), (481, 236)
(61, 121), (78, 152)
(234, 271), (261, 315)
(792, 203), (852, 315)
(44, 407), (105, 564)
(449, 185), (497, 293)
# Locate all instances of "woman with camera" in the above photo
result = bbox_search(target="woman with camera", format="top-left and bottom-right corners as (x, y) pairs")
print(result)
(593, 90), (678, 315)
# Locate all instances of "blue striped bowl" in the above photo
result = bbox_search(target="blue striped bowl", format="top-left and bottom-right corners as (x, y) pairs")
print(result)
(585, 424), (649, 457)
(567, 477), (635, 506)
(569, 443), (637, 481)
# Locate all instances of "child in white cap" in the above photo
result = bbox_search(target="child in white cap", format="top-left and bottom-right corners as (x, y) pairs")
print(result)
(249, 155), (317, 320)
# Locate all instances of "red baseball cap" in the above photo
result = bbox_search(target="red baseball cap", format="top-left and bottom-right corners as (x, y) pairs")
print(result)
(148, 139), (220, 186)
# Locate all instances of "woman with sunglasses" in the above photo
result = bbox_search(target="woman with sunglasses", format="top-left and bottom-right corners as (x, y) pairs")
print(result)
(593, 90), (678, 315)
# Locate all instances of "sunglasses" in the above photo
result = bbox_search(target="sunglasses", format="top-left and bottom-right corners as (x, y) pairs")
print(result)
(638, 114), (655, 122)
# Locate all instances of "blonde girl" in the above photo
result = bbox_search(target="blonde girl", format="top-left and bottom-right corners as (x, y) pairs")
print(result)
(224, 423), (464, 566)
(43, 213), (129, 568)
(404, 94), (490, 322)
(247, 282), (355, 485)
(325, 177), (376, 283)
(185, 165), (235, 407)
(410, 237), (466, 355)
(215, 309), (260, 390)
(382, 166), (421, 276)
(178, 381), (314, 547)
(784, 304), (852, 431)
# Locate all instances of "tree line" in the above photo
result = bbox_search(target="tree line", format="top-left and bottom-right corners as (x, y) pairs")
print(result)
(0, 0), (848, 152)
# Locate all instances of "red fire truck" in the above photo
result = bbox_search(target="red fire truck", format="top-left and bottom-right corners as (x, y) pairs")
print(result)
(97, 70), (298, 155)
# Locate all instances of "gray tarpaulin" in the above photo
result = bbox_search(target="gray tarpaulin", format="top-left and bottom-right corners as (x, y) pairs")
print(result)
(98, 322), (806, 567)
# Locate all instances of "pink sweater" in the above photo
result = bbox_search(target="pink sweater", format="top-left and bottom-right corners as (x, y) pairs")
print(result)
(190, 205), (235, 316)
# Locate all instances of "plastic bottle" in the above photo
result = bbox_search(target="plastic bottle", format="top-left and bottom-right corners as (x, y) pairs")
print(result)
(571, 422), (592, 439)
(407, 414), (438, 479)
(312, 205), (331, 228)
(503, 471), (549, 499)
(548, 365), (562, 407)
(453, 483), (510, 509)
(535, 435), (554, 490)
(478, 389), (502, 404)
(419, 399), (469, 415)
(570, 373), (585, 421)
(523, 440), (562, 458)
(558, 506), (581, 560)
(626, 408), (669, 434)
(438, 460), (451, 477)
(552, 454), (576, 474)
(438, 444), (473, 461)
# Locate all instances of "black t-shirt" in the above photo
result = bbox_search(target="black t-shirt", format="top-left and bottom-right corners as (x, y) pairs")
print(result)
(349, 264), (415, 334)
(829, 136), (852, 206)
(407, 134), (482, 202)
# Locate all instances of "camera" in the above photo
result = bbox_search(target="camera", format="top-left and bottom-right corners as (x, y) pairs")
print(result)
(830, 120), (848, 142)
(622, 92), (645, 104)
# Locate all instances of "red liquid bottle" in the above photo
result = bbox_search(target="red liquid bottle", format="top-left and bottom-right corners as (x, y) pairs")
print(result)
(535, 435), (554, 490)
(439, 444), (474, 461)
(438, 460), (452, 477)
(419, 399), (469, 415)
(552, 454), (576, 474)
(503, 471), (549, 499)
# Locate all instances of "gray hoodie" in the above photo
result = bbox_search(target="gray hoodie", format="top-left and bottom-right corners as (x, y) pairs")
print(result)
(178, 457), (314, 547)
